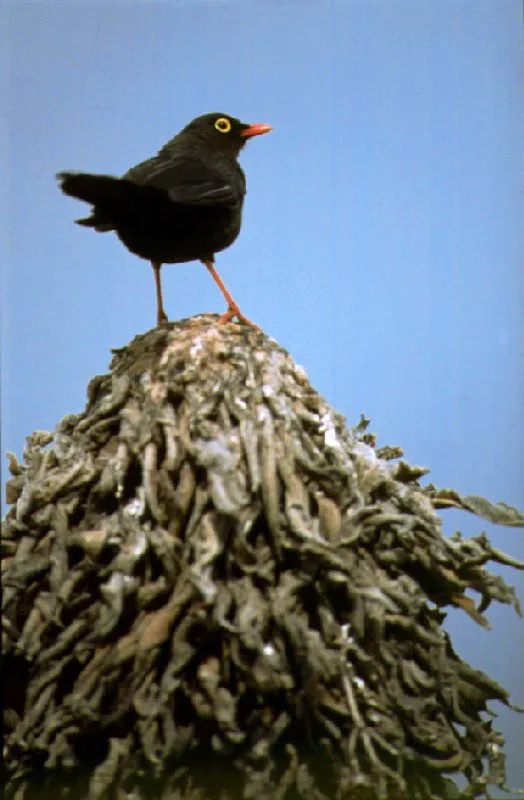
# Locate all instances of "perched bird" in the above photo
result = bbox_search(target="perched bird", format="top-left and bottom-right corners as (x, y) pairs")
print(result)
(57, 113), (272, 326)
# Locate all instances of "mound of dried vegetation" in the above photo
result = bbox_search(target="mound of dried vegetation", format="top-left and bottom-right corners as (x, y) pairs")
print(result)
(3, 314), (524, 800)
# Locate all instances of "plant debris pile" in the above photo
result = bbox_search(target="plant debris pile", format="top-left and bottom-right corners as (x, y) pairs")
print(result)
(3, 314), (524, 800)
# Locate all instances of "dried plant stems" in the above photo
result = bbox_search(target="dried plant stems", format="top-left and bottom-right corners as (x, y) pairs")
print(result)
(2, 314), (523, 800)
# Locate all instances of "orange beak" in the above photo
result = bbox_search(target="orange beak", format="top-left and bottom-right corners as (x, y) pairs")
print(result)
(240, 123), (273, 138)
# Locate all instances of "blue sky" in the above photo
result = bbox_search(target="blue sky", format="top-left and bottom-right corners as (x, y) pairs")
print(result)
(2, 0), (523, 790)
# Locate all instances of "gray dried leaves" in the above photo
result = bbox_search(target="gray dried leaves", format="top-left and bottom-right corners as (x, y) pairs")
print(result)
(2, 314), (523, 800)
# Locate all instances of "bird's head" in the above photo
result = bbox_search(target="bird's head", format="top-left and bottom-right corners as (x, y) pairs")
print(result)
(180, 113), (272, 156)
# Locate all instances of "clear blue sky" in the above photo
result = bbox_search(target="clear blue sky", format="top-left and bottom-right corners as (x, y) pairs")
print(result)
(2, 0), (523, 790)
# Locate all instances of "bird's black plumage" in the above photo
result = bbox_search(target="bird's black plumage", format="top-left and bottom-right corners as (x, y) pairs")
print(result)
(57, 113), (272, 325)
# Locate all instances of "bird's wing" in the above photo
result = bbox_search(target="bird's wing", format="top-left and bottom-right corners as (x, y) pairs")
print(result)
(124, 154), (245, 208)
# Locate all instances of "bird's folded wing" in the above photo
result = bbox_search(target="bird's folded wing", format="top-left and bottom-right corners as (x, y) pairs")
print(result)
(167, 181), (239, 206)
(124, 155), (244, 208)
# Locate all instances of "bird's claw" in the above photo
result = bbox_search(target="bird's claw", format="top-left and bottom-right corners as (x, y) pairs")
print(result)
(218, 305), (258, 328)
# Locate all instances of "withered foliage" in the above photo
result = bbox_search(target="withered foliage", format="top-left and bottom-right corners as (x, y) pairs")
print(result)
(2, 314), (524, 800)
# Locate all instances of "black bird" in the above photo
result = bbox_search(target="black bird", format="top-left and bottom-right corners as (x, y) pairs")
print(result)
(57, 113), (272, 326)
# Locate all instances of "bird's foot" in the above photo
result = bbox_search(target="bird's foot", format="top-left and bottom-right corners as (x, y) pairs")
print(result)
(156, 310), (169, 326)
(218, 305), (258, 328)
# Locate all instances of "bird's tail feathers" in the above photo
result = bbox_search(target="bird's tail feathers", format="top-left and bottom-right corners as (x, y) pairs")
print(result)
(58, 171), (121, 201)
(57, 172), (159, 230)
(75, 215), (114, 232)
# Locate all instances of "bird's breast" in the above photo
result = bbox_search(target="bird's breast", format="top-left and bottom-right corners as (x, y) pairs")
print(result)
(116, 202), (242, 265)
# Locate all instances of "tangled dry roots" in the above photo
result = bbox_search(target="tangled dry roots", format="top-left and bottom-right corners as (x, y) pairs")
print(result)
(3, 314), (524, 800)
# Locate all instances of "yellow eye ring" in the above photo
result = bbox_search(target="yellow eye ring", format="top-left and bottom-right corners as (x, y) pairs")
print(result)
(215, 117), (232, 133)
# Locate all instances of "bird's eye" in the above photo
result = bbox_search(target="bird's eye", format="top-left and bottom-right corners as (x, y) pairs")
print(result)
(215, 117), (232, 133)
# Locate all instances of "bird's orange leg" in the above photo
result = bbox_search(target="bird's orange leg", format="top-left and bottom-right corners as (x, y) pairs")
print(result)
(201, 259), (257, 327)
(152, 262), (168, 325)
